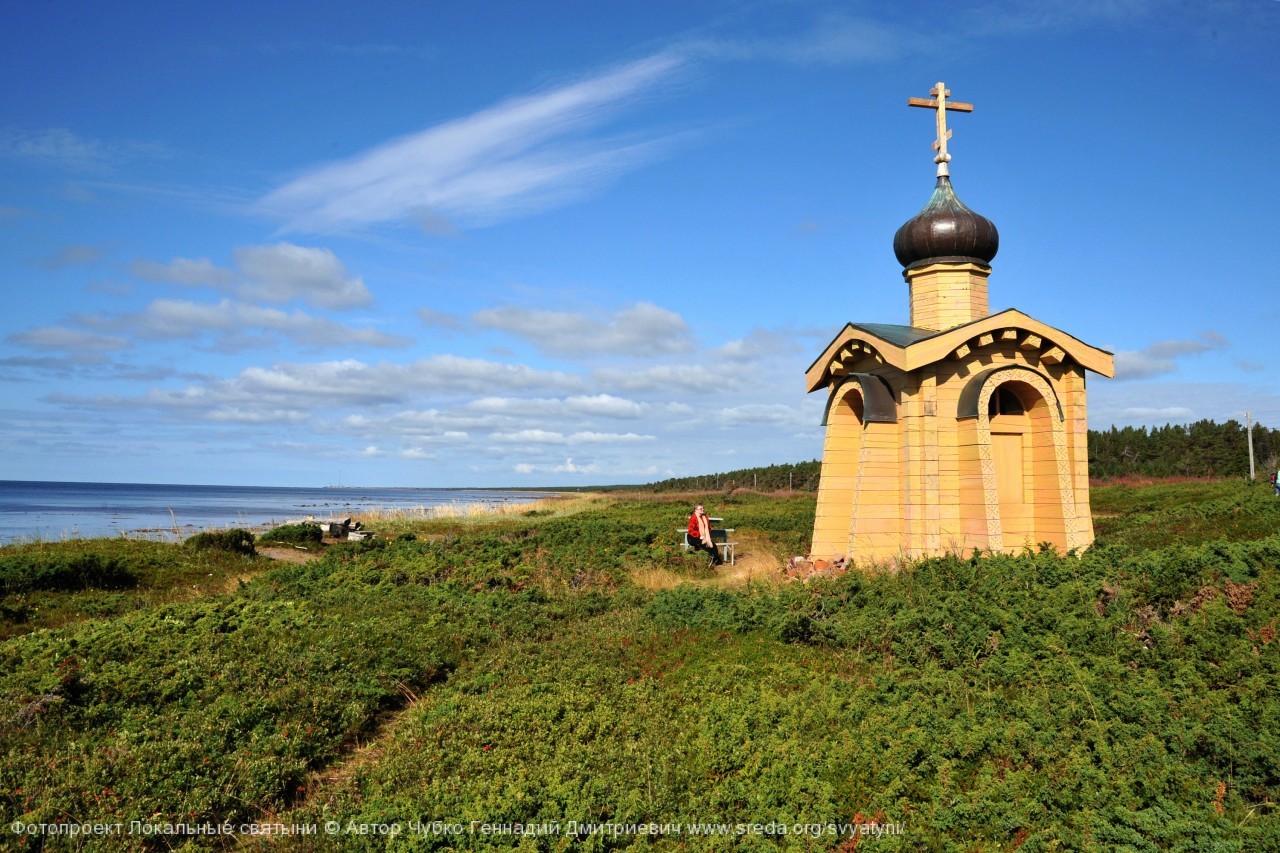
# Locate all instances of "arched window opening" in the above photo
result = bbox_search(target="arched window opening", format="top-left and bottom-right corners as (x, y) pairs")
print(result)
(987, 385), (1025, 417)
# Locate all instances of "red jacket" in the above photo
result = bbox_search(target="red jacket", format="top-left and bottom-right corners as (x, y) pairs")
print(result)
(687, 513), (702, 538)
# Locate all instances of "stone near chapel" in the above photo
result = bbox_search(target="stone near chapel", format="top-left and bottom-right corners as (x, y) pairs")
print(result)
(807, 83), (1114, 565)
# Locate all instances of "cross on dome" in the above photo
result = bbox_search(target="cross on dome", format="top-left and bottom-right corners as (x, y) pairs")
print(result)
(907, 82), (973, 177)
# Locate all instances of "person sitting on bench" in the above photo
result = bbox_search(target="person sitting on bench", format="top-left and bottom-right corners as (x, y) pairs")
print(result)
(686, 503), (723, 565)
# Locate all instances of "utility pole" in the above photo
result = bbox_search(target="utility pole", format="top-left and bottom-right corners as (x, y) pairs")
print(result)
(1246, 411), (1256, 481)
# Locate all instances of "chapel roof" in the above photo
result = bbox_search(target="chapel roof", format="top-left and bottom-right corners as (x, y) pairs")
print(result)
(892, 175), (999, 269)
(804, 308), (1116, 393)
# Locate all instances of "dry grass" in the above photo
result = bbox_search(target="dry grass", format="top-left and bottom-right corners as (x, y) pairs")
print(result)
(631, 532), (787, 591)
(352, 494), (605, 528)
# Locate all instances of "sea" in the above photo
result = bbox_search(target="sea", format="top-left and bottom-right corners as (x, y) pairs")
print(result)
(0, 480), (553, 544)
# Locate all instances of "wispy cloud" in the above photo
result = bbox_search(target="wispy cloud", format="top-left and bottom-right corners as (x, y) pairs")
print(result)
(131, 257), (235, 287)
(416, 307), (466, 331)
(258, 41), (415, 58)
(6, 326), (130, 352)
(592, 363), (735, 393)
(1118, 406), (1195, 420)
(492, 429), (653, 445)
(85, 298), (410, 350)
(715, 328), (802, 362)
(1, 128), (168, 171)
(254, 53), (687, 233)
(685, 14), (912, 65)
(36, 244), (106, 270)
(1113, 331), (1228, 380)
(465, 394), (646, 419)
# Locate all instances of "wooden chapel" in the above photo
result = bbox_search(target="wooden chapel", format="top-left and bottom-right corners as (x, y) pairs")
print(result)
(807, 83), (1114, 565)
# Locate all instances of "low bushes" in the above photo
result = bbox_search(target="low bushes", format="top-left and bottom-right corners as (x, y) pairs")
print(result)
(185, 528), (256, 556)
(0, 550), (134, 594)
(2, 482), (1277, 848)
(257, 522), (323, 548)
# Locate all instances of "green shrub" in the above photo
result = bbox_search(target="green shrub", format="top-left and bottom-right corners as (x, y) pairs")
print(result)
(256, 522), (323, 547)
(3, 483), (1278, 846)
(0, 550), (134, 594)
(185, 528), (256, 556)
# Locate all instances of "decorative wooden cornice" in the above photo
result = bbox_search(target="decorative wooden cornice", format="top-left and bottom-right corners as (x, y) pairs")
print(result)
(805, 308), (1115, 393)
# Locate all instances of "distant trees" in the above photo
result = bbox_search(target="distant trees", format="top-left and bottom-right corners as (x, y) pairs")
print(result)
(642, 419), (1277, 491)
(643, 460), (821, 493)
(1089, 419), (1278, 479)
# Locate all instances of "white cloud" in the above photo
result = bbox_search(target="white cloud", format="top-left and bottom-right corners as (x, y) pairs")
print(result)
(83, 355), (588, 421)
(593, 363), (732, 393)
(131, 243), (371, 310)
(1090, 380), (1280, 429)
(492, 429), (653, 445)
(233, 243), (372, 309)
(417, 307), (466, 330)
(566, 394), (646, 418)
(1113, 332), (1228, 380)
(464, 393), (645, 419)
(255, 53), (686, 232)
(38, 244), (105, 270)
(571, 431), (654, 443)
(1118, 406), (1195, 420)
(344, 410), (496, 434)
(556, 457), (597, 474)
(232, 356), (578, 402)
(473, 302), (692, 358)
(715, 403), (811, 428)
(204, 407), (310, 424)
(513, 457), (600, 475)
(715, 328), (802, 362)
(493, 429), (567, 444)
(131, 257), (235, 287)
(94, 298), (409, 349)
(7, 326), (130, 351)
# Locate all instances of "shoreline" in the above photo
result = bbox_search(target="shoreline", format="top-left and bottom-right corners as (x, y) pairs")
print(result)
(0, 483), (566, 546)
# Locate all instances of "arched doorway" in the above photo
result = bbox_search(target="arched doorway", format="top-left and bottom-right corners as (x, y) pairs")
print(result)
(987, 382), (1037, 548)
(972, 369), (1078, 553)
(812, 386), (864, 559)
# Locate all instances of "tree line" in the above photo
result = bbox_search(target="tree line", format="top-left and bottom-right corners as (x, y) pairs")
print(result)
(1089, 419), (1277, 479)
(641, 419), (1278, 492)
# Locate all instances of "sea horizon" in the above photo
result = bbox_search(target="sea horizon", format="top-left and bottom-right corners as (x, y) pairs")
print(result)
(0, 479), (560, 544)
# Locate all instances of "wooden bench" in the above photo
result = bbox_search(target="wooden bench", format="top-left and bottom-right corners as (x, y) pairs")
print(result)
(677, 519), (736, 564)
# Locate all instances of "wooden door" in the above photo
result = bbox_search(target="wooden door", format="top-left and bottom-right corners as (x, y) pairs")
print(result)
(991, 427), (1030, 546)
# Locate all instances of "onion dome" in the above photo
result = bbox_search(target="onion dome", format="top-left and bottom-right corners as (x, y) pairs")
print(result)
(893, 175), (999, 269)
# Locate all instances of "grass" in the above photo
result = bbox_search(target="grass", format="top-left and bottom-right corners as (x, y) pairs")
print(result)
(1, 481), (1277, 850)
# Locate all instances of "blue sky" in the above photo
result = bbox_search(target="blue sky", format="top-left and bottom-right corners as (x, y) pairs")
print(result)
(2, 0), (1277, 487)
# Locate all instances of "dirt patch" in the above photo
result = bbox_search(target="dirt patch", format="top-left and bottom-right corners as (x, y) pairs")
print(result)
(257, 545), (323, 565)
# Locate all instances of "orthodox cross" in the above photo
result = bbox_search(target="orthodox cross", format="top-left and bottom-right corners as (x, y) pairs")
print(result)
(907, 82), (973, 177)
